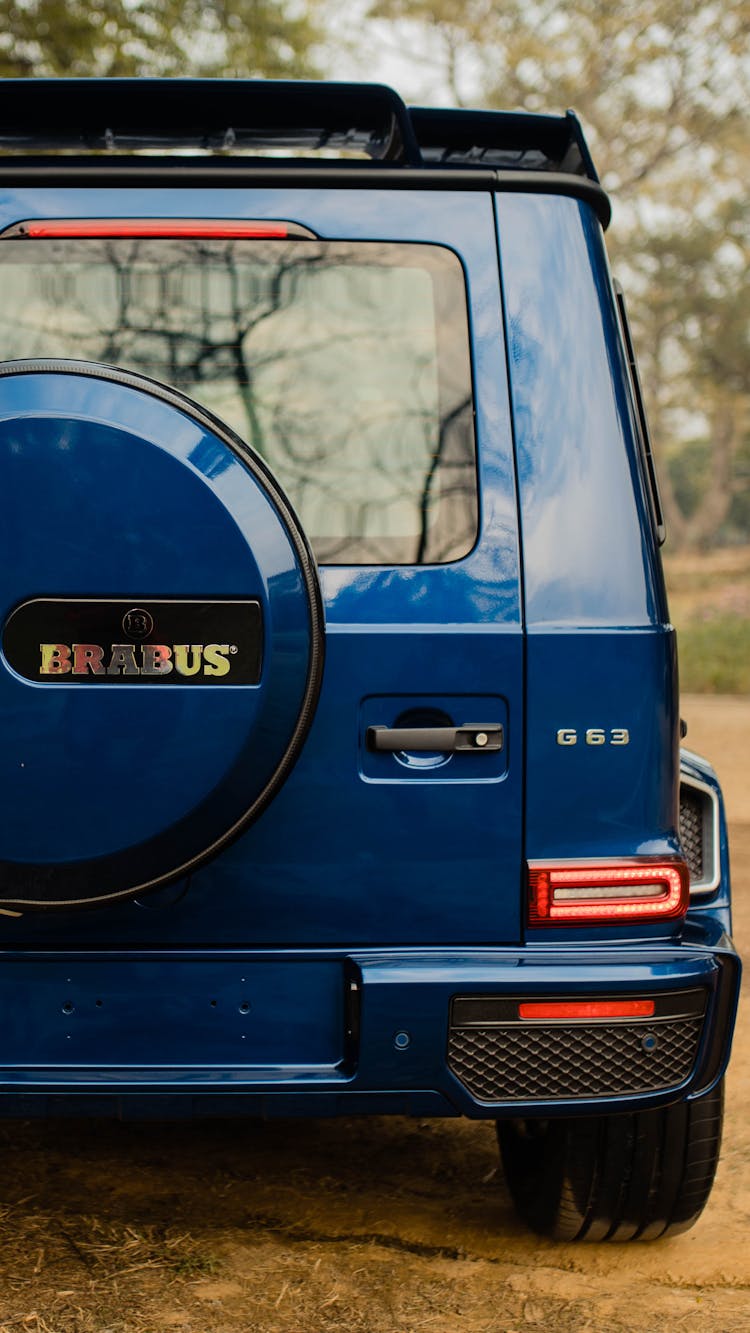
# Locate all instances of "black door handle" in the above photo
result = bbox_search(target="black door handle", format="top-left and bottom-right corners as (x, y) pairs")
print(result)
(366, 724), (504, 753)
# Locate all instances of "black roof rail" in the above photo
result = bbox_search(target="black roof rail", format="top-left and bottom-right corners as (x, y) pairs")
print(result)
(0, 78), (424, 165)
(0, 79), (609, 222)
(408, 105), (599, 181)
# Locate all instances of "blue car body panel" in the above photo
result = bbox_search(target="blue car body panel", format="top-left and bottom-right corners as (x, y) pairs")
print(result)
(497, 195), (680, 881)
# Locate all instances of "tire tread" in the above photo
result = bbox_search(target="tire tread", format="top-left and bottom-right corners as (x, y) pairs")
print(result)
(497, 1080), (724, 1242)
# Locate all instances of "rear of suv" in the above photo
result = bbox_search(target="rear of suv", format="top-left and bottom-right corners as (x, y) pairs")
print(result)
(0, 78), (739, 1241)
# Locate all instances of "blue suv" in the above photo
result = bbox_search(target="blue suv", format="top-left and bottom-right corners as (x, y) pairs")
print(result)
(0, 78), (739, 1241)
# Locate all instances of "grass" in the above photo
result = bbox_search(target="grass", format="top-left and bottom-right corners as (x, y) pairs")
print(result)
(664, 545), (750, 694)
(676, 616), (750, 694)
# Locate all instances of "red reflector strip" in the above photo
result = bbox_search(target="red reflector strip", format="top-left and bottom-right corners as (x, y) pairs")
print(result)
(518, 999), (656, 1020)
(528, 861), (689, 925)
(20, 220), (290, 239)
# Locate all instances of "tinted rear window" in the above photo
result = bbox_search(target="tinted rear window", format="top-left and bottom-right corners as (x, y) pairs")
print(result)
(0, 238), (477, 565)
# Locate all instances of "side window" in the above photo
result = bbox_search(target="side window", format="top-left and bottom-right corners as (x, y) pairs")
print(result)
(614, 279), (666, 546)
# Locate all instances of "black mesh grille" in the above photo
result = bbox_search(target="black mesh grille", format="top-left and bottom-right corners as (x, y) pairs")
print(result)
(448, 1018), (703, 1102)
(680, 786), (705, 882)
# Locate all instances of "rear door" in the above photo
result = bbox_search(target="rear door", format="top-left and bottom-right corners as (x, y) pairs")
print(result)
(0, 186), (524, 946)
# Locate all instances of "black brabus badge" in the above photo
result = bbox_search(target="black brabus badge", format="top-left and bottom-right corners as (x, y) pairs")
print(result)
(3, 598), (263, 685)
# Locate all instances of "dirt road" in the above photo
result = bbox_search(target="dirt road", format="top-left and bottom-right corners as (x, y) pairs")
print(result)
(0, 697), (746, 1333)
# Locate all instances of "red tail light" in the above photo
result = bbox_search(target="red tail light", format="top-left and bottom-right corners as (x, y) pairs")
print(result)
(527, 859), (689, 926)
(2, 219), (303, 240)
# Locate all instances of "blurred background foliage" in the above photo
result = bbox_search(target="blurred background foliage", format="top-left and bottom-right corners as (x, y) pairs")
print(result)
(0, 0), (748, 686)
(0, 1), (324, 79)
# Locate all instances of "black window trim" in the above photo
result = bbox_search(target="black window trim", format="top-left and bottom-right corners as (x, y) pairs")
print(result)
(614, 278), (666, 547)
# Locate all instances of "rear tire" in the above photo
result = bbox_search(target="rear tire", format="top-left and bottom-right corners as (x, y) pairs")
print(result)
(497, 1080), (724, 1241)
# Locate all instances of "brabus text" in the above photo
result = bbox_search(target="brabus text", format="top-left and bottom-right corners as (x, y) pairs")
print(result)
(39, 643), (233, 677)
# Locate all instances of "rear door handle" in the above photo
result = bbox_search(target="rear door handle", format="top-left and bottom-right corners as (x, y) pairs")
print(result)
(366, 724), (504, 753)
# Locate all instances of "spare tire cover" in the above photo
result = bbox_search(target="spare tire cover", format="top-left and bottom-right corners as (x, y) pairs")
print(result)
(0, 361), (324, 911)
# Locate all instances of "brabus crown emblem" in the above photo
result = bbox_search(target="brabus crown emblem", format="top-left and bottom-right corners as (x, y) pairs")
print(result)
(122, 607), (153, 639)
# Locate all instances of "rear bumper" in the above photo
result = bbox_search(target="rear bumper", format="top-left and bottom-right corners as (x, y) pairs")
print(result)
(0, 923), (739, 1119)
(352, 934), (739, 1118)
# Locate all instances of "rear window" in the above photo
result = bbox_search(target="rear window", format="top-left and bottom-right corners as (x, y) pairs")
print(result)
(0, 237), (477, 565)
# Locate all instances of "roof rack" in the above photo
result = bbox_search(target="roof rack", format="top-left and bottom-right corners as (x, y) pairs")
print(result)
(0, 79), (423, 164)
(0, 79), (598, 176)
(0, 79), (609, 223)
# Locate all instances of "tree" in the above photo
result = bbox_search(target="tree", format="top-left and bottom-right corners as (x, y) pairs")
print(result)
(628, 197), (749, 547)
(0, 0), (324, 78)
(367, 0), (750, 547)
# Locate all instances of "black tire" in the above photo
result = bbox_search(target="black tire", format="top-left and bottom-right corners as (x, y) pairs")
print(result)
(497, 1080), (724, 1241)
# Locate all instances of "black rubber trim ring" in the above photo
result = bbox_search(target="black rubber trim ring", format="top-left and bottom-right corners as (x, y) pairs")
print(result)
(0, 358), (326, 912)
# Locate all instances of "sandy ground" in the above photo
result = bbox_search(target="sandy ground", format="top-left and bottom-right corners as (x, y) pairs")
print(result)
(681, 693), (750, 824)
(0, 698), (746, 1333)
